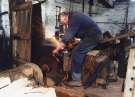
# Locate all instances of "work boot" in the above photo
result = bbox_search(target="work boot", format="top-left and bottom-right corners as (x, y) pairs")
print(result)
(64, 72), (82, 87)
(64, 80), (82, 87)
(72, 72), (81, 81)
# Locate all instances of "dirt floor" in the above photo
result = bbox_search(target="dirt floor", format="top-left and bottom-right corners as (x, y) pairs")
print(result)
(71, 78), (124, 97)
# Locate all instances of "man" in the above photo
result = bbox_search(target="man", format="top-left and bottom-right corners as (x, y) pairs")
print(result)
(53, 11), (103, 86)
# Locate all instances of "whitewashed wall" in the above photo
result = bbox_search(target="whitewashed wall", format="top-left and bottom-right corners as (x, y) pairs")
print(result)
(1, 0), (135, 38)
(41, 1), (135, 38)
(93, 2), (135, 35)
(41, 0), (56, 38)
(41, 0), (91, 38)
(1, 0), (10, 37)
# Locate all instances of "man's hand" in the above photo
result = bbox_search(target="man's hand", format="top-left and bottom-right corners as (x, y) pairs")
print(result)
(52, 42), (65, 56)
(67, 38), (80, 49)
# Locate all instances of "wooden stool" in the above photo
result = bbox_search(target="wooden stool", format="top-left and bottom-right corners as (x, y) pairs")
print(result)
(82, 50), (110, 89)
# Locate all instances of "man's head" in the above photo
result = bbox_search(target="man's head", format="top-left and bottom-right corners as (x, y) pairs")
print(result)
(58, 12), (69, 25)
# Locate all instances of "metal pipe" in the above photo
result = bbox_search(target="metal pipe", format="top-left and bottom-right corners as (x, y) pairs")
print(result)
(82, 0), (85, 13)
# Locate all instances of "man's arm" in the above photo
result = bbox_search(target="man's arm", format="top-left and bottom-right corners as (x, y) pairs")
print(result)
(52, 42), (65, 55)
(61, 16), (80, 44)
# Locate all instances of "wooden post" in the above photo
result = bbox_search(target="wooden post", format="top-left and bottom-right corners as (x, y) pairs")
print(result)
(9, 0), (32, 63)
(124, 49), (135, 97)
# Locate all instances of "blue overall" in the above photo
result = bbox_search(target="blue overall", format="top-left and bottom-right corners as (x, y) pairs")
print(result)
(61, 12), (103, 80)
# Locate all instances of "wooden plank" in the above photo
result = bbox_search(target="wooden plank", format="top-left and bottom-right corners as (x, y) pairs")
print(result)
(13, 57), (27, 64)
(15, 11), (31, 34)
(16, 40), (31, 62)
(55, 86), (85, 97)
(12, 40), (31, 62)
(13, 33), (31, 40)
(13, 1), (32, 11)
(63, 51), (70, 71)
(9, 1), (32, 62)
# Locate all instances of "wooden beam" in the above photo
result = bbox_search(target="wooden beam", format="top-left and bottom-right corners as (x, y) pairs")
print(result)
(13, 33), (31, 40)
(13, 57), (27, 64)
(96, 21), (135, 24)
(13, 1), (32, 11)
(101, 32), (135, 43)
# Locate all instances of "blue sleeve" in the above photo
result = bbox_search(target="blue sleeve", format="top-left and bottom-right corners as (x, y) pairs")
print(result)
(61, 19), (80, 44)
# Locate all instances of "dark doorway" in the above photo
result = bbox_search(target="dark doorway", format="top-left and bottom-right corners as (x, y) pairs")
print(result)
(31, 3), (44, 62)
(0, 27), (11, 70)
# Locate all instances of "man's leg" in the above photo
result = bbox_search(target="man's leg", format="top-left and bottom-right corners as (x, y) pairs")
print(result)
(71, 41), (97, 81)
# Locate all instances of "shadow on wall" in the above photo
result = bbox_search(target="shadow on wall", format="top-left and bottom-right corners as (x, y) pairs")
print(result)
(0, 27), (12, 70)
(31, 3), (63, 84)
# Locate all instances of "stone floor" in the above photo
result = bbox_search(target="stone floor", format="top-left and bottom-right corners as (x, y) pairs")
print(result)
(72, 78), (124, 97)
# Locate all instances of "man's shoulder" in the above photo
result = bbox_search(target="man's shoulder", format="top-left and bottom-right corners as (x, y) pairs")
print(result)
(70, 12), (86, 21)
(70, 12), (95, 25)
(71, 12), (92, 21)
(71, 11), (85, 16)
